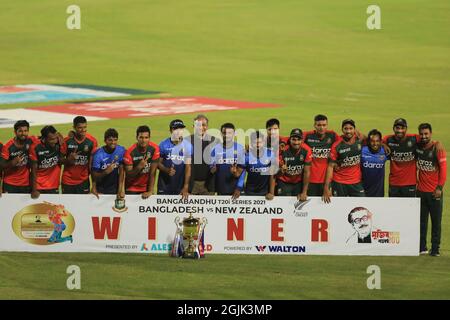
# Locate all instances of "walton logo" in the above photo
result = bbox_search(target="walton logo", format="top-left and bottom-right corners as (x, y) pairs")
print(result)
(255, 245), (306, 253)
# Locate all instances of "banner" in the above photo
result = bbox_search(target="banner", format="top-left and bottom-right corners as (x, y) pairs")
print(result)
(0, 194), (420, 256)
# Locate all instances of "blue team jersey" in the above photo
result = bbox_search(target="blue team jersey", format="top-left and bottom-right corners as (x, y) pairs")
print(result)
(240, 148), (275, 195)
(158, 138), (192, 194)
(361, 146), (387, 197)
(210, 142), (245, 195)
(92, 145), (125, 194)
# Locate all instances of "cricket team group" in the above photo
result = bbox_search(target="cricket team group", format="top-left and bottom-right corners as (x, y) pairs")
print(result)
(0, 114), (446, 256)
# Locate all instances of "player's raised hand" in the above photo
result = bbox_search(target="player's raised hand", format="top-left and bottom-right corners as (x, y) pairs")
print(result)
(280, 163), (288, 175)
(168, 164), (176, 176)
(67, 151), (80, 164)
(137, 153), (149, 170)
(104, 159), (117, 174)
(11, 153), (25, 166)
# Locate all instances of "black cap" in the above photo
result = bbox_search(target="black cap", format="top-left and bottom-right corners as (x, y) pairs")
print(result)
(169, 119), (186, 130)
(341, 119), (356, 128)
(393, 118), (407, 127)
(290, 128), (303, 139)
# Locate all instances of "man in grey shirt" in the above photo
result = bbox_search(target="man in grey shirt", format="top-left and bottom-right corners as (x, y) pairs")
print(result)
(187, 114), (218, 195)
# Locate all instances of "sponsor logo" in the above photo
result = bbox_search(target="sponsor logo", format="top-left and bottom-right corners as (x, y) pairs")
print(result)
(417, 159), (436, 172)
(362, 161), (384, 169)
(391, 150), (415, 162)
(371, 229), (400, 244)
(12, 202), (75, 245)
(312, 147), (330, 159)
(293, 199), (310, 217)
(255, 245), (306, 253)
(141, 243), (173, 252)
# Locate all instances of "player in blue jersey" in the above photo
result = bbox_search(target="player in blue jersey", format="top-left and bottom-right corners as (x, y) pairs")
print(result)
(157, 119), (192, 199)
(210, 123), (245, 198)
(361, 129), (387, 197)
(91, 128), (126, 198)
(238, 130), (276, 198)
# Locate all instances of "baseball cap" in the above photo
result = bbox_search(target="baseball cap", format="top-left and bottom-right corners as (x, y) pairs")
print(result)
(290, 128), (303, 139)
(169, 119), (186, 130)
(393, 118), (407, 127)
(341, 119), (356, 128)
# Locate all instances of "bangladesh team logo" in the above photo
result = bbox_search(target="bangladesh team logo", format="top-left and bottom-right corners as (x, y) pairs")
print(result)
(12, 202), (75, 245)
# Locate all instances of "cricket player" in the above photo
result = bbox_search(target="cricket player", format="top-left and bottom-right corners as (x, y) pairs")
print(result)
(123, 125), (160, 199)
(361, 129), (387, 197)
(416, 123), (446, 257)
(60, 116), (98, 194)
(91, 128), (126, 198)
(272, 128), (312, 200)
(303, 114), (340, 196)
(322, 119), (365, 203)
(157, 119), (192, 199)
(30, 125), (62, 198)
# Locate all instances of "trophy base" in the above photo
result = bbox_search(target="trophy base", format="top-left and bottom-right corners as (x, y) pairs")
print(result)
(182, 252), (200, 259)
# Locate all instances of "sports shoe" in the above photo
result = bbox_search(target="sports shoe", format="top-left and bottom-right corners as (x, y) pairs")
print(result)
(430, 250), (440, 257)
(420, 250), (429, 255)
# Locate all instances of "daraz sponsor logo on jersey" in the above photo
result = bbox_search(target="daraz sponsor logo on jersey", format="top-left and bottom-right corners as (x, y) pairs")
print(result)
(341, 155), (361, 167)
(250, 166), (270, 173)
(363, 161), (384, 169)
(74, 154), (88, 165)
(39, 155), (59, 169)
(417, 159), (436, 172)
(312, 147), (330, 159)
(166, 154), (186, 162)
(218, 157), (237, 165)
(391, 150), (415, 162)
(286, 164), (304, 175)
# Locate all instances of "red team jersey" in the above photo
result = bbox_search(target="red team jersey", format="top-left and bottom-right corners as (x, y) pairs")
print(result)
(383, 134), (420, 186)
(303, 130), (340, 183)
(29, 141), (62, 190)
(329, 137), (363, 185)
(60, 134), (98, 185)
(277, 144), (312, 184)
(123, 142), (160, 192)
(416, 142), (447, 192)
(0, 136), (39, 186)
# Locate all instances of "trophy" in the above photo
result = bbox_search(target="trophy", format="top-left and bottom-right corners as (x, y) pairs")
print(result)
(171, 213), (207, 259)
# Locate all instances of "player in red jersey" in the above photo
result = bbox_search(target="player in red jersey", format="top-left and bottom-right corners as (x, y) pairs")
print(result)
(123, 125), (160, 199)
(270, 129), (312, 200)
(416, 123), (447, 257)
(383, 118), (420, 197)
(303, 114), (340, 196)
(30, 125), (62, 198)
(322, 119), (365, 203)
(60, 116), (98, 194)
(0, 120), (39, 194)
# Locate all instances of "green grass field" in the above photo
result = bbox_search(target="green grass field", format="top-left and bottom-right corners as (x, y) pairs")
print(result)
(0, 0), (449, 299)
